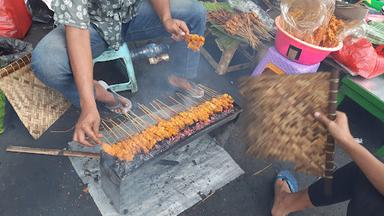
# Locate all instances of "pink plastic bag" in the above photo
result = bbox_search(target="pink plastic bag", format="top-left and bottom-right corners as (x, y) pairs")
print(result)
(0, 0), (32, 38)
(333, 36), (384, 79)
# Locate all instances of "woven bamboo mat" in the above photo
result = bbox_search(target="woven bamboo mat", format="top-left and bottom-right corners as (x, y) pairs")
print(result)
(0, 54), (70, 139)
(240, 72), (333, 176)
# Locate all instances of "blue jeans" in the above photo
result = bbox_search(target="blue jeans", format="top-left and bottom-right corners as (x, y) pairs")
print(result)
(32, 0), (206, 107)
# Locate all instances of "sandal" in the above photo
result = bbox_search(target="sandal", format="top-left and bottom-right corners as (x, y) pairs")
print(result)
(97, 80), (132, 114)
(275, 170), (299, 193)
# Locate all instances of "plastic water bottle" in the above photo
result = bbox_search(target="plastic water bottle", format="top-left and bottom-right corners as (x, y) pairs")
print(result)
(130, 43), (170, 60)
(0, 91), (5, 134)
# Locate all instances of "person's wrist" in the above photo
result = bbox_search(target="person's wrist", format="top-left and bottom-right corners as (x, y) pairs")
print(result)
(338, 134), (356, 150)
(161, 15), (172, 25)
(80, 99), (97, 112)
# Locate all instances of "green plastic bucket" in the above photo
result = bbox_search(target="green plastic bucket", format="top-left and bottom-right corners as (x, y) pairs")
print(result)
(0, 91), (5, 134)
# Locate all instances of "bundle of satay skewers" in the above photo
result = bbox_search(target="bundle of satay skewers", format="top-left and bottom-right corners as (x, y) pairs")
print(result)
(101, 85), (235, 161)
(184, 34), (206, 52)
(207, 9), (274, 48)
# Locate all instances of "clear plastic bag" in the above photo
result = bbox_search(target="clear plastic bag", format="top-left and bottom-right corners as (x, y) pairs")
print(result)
(280, 0), (335, 44)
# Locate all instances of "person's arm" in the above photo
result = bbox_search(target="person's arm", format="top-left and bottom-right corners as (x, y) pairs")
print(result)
(66, 26), (101, 146)
(315, 112), (384, 195)
(51, 0), (101, 146)
(149, 0), (190, 41)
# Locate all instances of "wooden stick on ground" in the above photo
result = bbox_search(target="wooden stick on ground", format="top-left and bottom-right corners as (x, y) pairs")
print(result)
(6, 146), (100, 159)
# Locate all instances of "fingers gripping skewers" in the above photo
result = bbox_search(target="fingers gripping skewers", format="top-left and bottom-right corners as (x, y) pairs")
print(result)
(102, 94), (234, 161)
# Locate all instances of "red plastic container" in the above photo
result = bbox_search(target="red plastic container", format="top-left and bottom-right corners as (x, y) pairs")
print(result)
(275, 16), (343, 65)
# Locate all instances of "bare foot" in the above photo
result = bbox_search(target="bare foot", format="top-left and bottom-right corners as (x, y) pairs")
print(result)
(168, 75), (204, 98)
(168, 75), (193, 90)
(271, 179), (291, 216)
(94, 81), (132, 113)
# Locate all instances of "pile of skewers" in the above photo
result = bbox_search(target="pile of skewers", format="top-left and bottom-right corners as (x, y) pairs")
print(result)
(102, 92), (234, 161)
(208, 9), (274, 48)
(184, 34), (206, 52)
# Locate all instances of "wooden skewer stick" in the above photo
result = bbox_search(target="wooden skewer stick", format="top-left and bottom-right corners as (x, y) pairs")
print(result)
(106, 120), (126, 138)
(125, 113), (145, 130)
(109, 119), (132, 138)
(156, 99), (178, 114)
(123, 115), (141, 132)
(101, 120), (120, 143)
(197, 85), (216, 97)
(138, 103), (162, 122)
(6, 146), (100, 159)
(168, 96), (187, 110)
(129, 111), (152, 127)
(156, 101), (173, 118)
(99, 123), (112, 144)
(177, 92), (198, 106)
(181, 92), (202, 105)
(198, 84), (218, 96)
(133, 106), (156, 123)
(120, 114), (140, 132)
(150, 102), (170, 119)
(116, 118), (136, 136)
(141, 104), (161, 120)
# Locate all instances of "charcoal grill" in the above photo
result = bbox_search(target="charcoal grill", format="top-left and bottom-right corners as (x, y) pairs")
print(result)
(100, 102), (242, 213)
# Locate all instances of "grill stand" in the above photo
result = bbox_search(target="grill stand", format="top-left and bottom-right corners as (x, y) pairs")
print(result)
(69, 135), (244, 216)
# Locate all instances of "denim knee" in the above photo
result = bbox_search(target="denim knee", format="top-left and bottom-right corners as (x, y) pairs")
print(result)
(172, 0), (207, 34)
(188, 1), (206, 34)
(31, 40), (69, 88)
(191, 1), (207, 32)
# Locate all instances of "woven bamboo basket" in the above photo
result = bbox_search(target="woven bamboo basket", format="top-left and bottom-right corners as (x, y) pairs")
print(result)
(0, 54), (71, 139)
(240, 72), (338, 176)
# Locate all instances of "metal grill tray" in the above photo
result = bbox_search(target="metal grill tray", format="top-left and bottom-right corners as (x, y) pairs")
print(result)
(100, 103), (242, 179)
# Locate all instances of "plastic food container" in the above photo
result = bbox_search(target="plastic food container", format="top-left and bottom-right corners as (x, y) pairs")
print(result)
(275, 16), (343, 65)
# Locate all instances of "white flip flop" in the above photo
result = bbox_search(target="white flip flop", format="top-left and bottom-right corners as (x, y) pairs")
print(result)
(98, 80), (132, 114)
